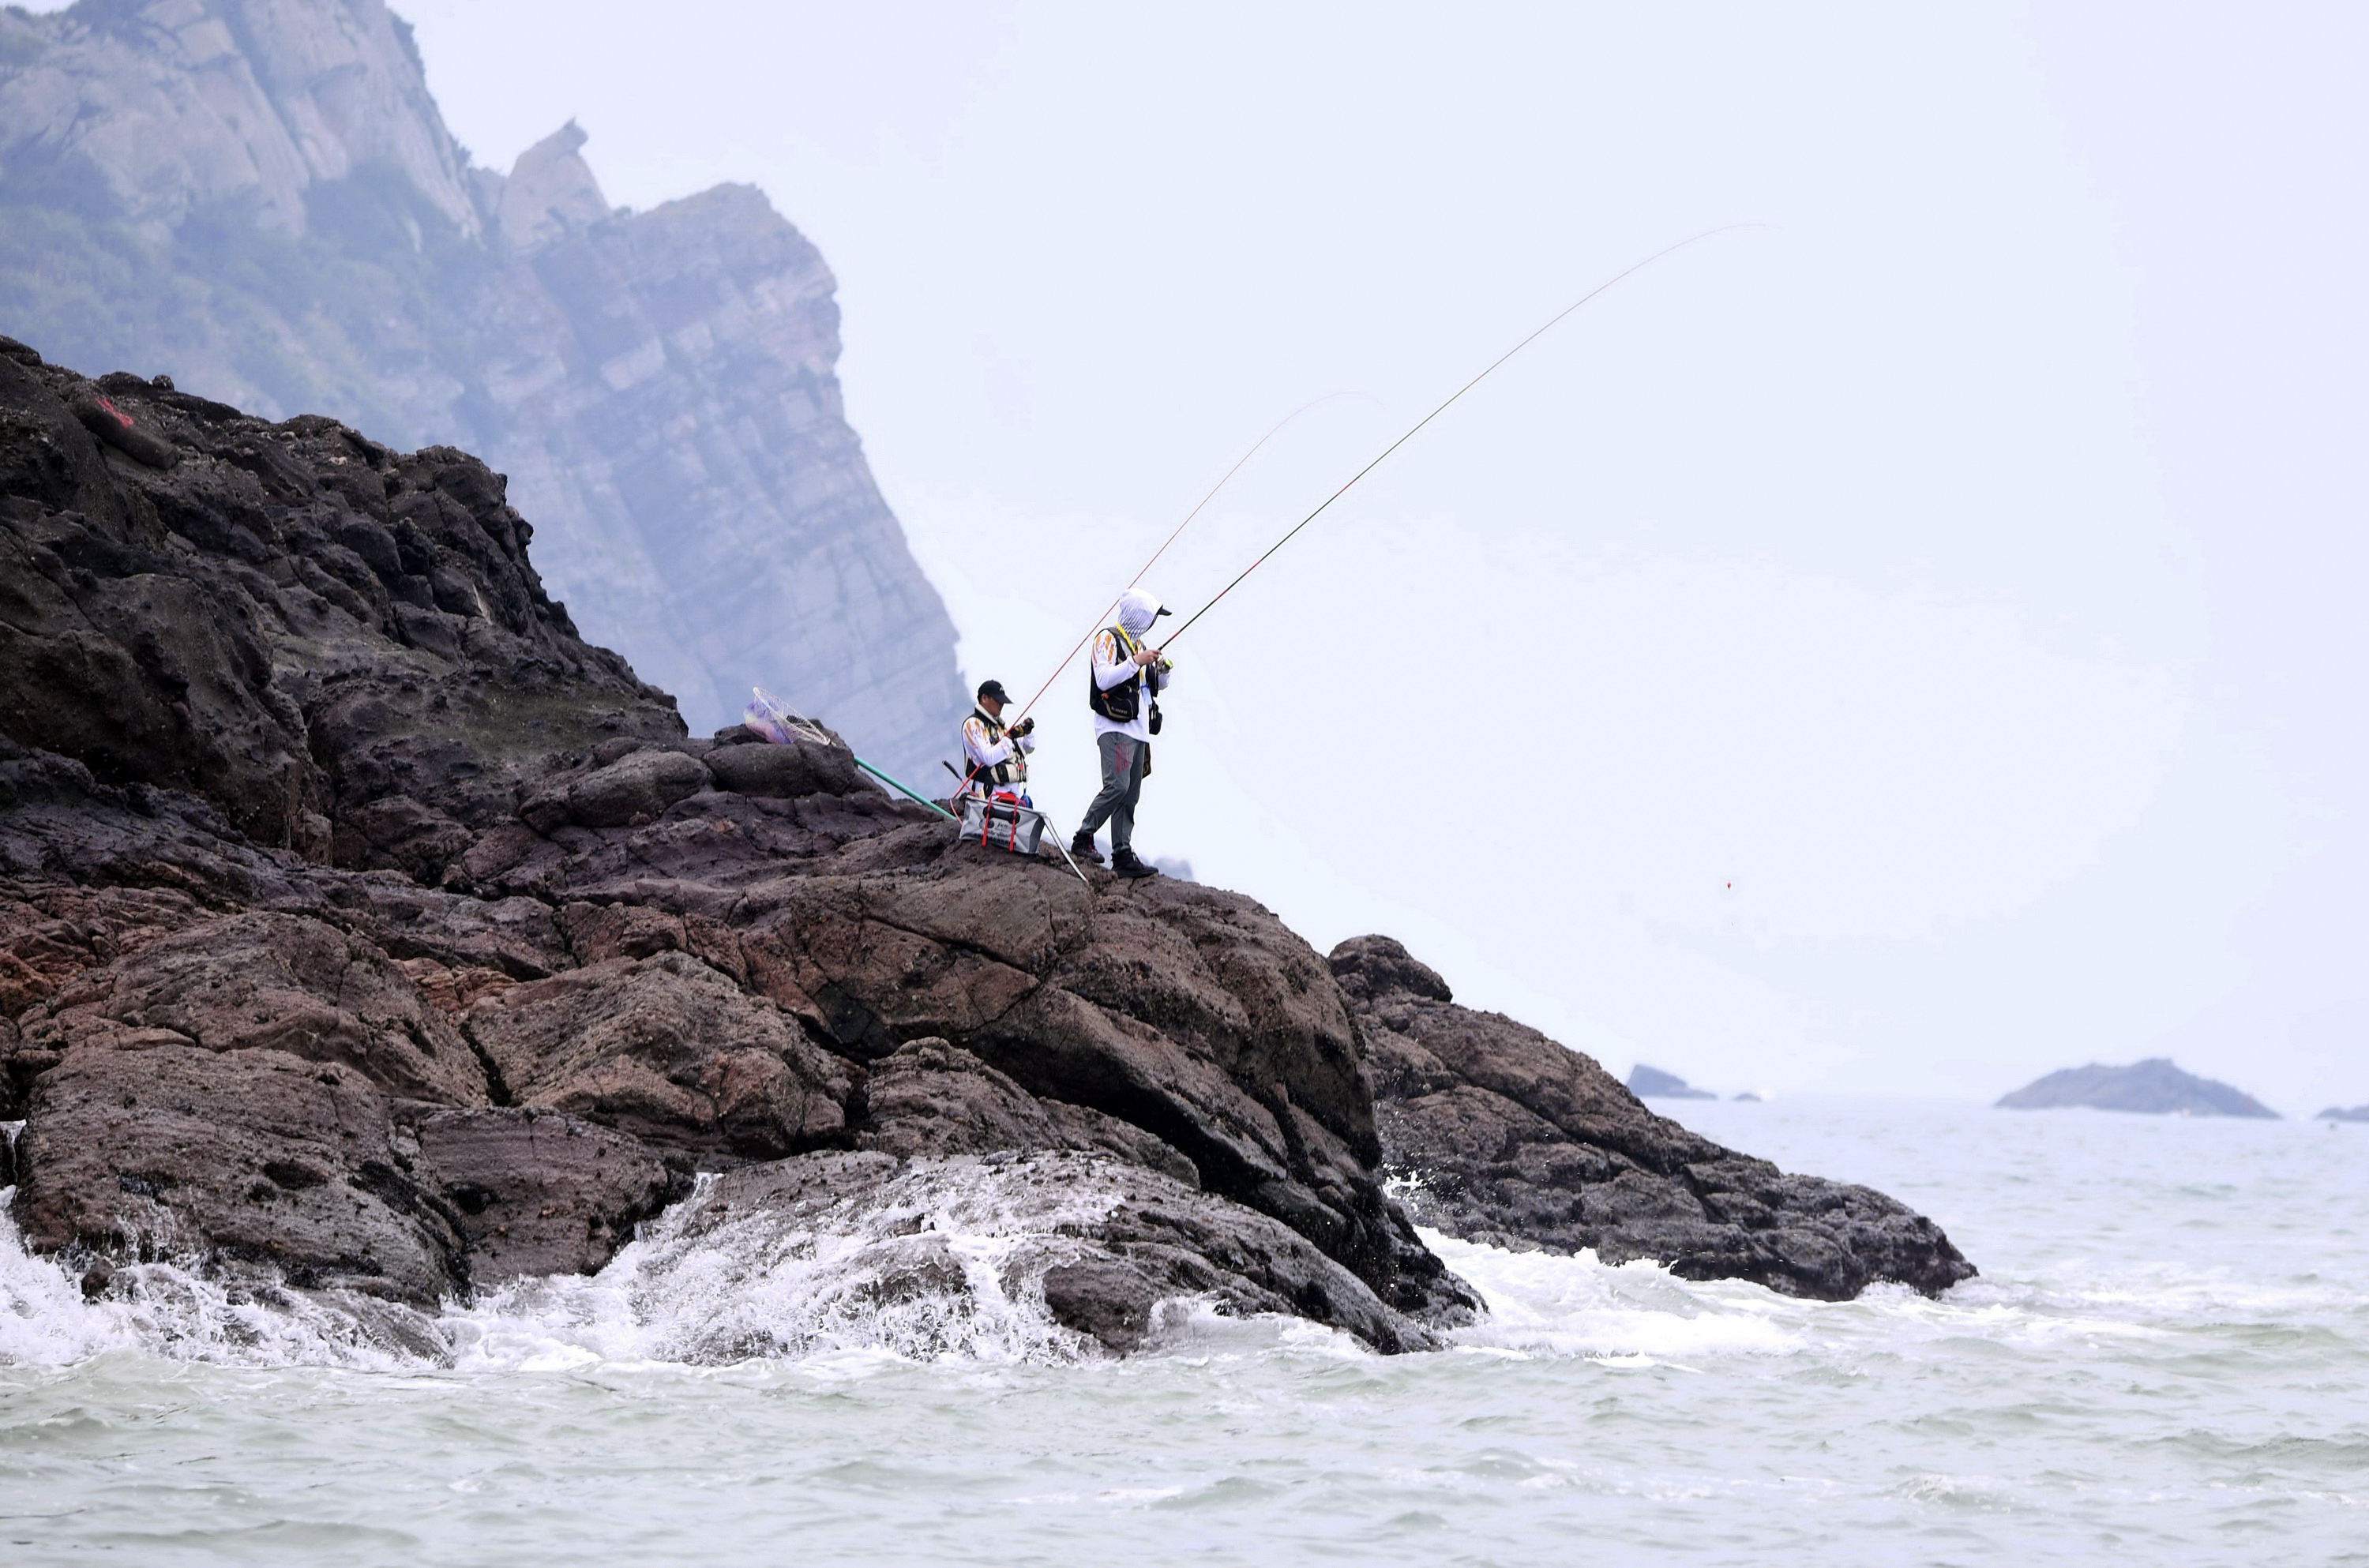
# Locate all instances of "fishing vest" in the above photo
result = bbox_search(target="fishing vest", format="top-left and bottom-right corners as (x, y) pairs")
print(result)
(1087, 623), (1149, 723)
(967, 707), (1024, 790)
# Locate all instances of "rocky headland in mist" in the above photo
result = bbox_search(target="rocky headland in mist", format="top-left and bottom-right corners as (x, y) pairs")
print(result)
(0, 0), (966, 779)
(0, 341), (1974, 1355)
(1997, 1059), (2278, 1119)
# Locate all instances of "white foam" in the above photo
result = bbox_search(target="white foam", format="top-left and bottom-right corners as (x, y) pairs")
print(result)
(445, 1157), (1153, 1371)
(1425, 1229), (1810, 1363)
(0, 1189), (449, 1369)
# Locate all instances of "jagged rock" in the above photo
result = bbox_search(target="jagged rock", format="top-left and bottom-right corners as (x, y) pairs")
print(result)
(731, 854), (1474, 1325)
(12, 1045), (464, 1302)
(1997, 1059), (2278, 1117)
(407, 1105), (677, 1284)
(1, 351), (1972, 1345)
(1331, 935), (1975, 1300)
(0, 2), (968, 778)
(1628, 1063), (1716, 1100)
(0, 346), (687, 860)
(464, 951), (852, 1161)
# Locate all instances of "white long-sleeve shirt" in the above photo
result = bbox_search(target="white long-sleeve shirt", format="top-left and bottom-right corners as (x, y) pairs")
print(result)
(1091, 625), (1172, 744)
(961, 710), (1034, 795)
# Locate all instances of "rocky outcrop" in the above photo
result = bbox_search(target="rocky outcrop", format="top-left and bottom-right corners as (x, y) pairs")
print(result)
(1, 347), (1972, 1355)
(1331, 936), (1975, 1300)
(0, 343), (1481, 1349)
(2318, 1105), (2369, 1123)
(0, 0), (966, 776)
(1997, 1059), (2278, 1118)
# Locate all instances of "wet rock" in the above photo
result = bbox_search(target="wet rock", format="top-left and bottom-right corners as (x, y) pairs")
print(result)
(1331, 934), (1975, 1300)
(11, 1045), (463, 1303)
(1038, 1259), (1162, 1355)
(464, 951), (851, 1161)
(407, 1105), (675, 1285)
(659, 1149), (1443, 1358)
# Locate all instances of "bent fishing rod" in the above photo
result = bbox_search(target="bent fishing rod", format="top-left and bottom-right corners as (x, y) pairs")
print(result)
(1157, 225), (1758, 654)
(999, 392), (1357, 732)
(942, 392), (1357, 803)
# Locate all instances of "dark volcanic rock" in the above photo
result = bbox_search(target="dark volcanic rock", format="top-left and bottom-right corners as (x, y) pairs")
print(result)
(1331, 935), (1975, 1300)
(1629, 1064), (1716, 1100)
(2, 348), (1968, 1346)
(0, 342), (686, 866)
(1997, 1059), (2278, 1118)
(855, 1036), (1200, 1184)
(408, 1105), (676, 1284)
(704, 737), (861, 800)
(13, 1045), (464, 1302)
(12, 910), (489, 1106)
(464, 952), (853, 1161)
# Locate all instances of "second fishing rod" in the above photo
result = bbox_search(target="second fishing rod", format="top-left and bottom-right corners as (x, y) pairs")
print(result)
(1155, 227), (1755, 660)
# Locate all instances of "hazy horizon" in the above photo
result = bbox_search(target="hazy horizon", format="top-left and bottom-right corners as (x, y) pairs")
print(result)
(21, 0), (2363, 1113)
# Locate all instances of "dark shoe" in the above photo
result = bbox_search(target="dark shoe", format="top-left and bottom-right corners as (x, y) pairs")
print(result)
(1110, 849), (1158, 880)
(1069, 831), (1106, 865)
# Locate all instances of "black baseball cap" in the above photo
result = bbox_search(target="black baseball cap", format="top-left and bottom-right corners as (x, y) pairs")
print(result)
(977, 680), (1012, 704)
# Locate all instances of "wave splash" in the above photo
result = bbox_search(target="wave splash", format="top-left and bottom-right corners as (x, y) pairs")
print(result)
(2, 1161), (1159, 1371)
(17, 1174), (2337, 1374)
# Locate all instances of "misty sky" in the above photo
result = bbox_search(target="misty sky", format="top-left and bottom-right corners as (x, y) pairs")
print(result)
(60, 2), (2366, 1108)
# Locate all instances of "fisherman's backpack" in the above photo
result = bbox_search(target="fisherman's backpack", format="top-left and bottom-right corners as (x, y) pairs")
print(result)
(958, 790), (1046, 857)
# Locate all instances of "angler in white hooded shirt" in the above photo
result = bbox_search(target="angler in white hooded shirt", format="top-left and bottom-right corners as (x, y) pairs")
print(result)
(1071, 587), (1172, 876)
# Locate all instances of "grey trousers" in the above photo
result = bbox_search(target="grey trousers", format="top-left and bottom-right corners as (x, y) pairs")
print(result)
(1078, 731), (1149, 854)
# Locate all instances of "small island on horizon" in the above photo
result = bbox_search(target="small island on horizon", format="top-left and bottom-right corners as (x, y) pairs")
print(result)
(1997, 1058), (2278, 1119)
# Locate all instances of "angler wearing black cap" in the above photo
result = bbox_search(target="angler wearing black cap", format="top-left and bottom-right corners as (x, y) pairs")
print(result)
(1071, 587), (1172, 878)
(960, 679), (1036, 801)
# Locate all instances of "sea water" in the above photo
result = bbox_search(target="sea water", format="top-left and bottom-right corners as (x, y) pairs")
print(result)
(2, 1097), (2363, 1566)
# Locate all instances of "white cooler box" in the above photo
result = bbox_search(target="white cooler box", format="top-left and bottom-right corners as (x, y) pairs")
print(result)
(958, 792), (1046, 856)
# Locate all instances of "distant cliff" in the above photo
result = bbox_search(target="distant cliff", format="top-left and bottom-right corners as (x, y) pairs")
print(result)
(1997, 1059), (2277, 1119)
(0, 0), (964, 784)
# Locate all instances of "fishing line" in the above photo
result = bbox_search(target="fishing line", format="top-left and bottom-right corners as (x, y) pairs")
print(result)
(1158, 225), (1760, 652)
(944, 392), (1358, 803)
(1002, 391), (1358, 727)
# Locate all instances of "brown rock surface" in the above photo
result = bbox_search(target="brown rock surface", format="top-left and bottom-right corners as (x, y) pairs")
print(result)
(13, 911), (488, 1106)
(0, 347), (1971, 1349)
(408, 1105), (676, 1284)
(465, 951), (852, 1161)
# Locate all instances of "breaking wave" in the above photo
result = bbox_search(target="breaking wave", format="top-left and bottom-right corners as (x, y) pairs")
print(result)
(2, 1161), (1211, 1371)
